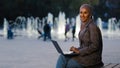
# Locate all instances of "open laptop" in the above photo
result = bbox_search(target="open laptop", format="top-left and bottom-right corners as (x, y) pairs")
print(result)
(51, 40), (79, 56)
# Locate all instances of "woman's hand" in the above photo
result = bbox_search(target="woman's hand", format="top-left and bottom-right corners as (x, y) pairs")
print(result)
(70, 46), (80, 54)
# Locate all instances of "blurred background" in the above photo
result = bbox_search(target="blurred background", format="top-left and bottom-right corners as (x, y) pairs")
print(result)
(0, 0), (120, 22)
(0, 0), (120, 39)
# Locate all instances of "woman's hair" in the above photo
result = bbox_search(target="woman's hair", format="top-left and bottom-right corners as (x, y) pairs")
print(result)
(80, 4), (93, 15)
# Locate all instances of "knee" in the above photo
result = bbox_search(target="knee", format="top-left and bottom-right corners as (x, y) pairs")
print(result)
(56, 55), (66, 68)
(58, 55), (65, 60)
(66, 59), (84, 68)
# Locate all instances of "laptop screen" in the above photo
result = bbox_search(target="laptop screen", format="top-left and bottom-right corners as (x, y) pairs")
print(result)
(51, 40), (64, 55)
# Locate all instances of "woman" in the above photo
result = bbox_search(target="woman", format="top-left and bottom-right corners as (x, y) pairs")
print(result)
(56, 4), (104, 68)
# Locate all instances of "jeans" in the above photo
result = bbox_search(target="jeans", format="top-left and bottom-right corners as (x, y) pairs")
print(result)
(56, 55), (84, 68)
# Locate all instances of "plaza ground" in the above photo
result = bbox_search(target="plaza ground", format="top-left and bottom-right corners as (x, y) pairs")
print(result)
(0, 36), (120, 68)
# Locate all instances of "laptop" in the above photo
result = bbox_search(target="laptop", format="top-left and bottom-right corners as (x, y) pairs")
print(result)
(51, 40), (79, 56)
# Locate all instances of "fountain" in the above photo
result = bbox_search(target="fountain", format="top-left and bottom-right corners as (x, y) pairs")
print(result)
(3, 18), (9, 38)
(97, 17), (103, 32)
(107, 18), (116, 34)
(47, 13), (54, 34)
(47, 13), (53, 25)
(0, 12), (66, 39)
(75, 14), (81, 38)
(107, 18), (120, 38)
(56, 12), (66, 39)
(97, 17), (120, 38)
(16, 16), (26, 31)
(26, 17), (32, 37)
(1, 13), (120, 39)
(58, 12), (66, 34)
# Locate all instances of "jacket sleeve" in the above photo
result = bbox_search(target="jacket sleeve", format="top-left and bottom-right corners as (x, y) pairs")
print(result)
(79, 24), (101, 56)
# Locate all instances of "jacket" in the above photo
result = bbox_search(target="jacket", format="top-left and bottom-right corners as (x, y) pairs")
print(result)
(73, 19), (103, 67)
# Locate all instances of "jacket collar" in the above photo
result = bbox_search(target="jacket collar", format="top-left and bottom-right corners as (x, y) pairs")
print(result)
(85, 19), (93, 28)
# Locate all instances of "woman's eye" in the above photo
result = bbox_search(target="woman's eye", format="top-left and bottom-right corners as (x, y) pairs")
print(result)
(80, 12), (82, 14)
(84, 12), (87, 14)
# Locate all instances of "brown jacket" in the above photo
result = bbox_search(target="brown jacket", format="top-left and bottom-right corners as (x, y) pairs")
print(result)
(73, 19), (103, 67)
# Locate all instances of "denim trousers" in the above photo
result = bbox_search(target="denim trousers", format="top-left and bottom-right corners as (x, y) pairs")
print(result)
(56, 55), (84, 68)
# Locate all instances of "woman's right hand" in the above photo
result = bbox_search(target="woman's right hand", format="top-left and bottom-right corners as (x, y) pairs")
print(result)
(70, 46), (80, 54)
(70, 46), (75, 51)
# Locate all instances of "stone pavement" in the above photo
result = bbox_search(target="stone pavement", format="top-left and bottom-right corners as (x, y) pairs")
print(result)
(0, 37), (120, 68)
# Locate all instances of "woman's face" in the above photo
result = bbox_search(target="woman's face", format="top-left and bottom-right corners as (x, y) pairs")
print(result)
(80, 7), (91, 23)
